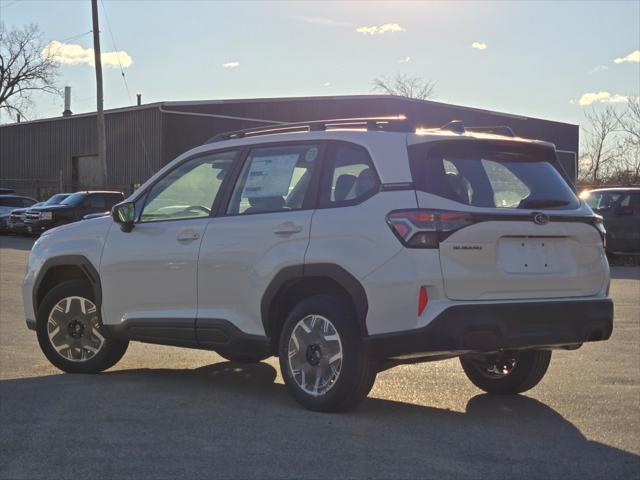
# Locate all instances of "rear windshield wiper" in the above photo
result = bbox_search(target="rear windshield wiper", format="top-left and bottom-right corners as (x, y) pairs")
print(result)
(519, 199), (570, 209)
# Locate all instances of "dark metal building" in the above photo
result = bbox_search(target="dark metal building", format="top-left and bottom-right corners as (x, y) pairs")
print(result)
(0, 95), (578, 199)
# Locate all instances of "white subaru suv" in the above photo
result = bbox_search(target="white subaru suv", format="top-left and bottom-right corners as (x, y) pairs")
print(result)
(23, 117), (613, 412)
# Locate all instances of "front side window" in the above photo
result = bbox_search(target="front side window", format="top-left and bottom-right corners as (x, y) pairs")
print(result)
(321, 143), (379, 207)
(227, 144), (320, 215)
(410, 142), (580, 210)
(586, 191), (623, 211)
(141, 150), (236, 222)
(85, 195), (107, 210)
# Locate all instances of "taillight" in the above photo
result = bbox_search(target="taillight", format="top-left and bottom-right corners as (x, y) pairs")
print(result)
(594, 216), (606, 248)
(386, 209), (474, 248)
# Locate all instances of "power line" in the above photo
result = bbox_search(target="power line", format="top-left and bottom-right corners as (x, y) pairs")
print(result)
(59, 30), (93, 44)
(98, 0), (155, 178)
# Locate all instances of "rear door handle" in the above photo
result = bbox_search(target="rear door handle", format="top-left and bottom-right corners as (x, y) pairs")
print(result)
(177, 228), (200, 242)
(273, 222), (303, 236)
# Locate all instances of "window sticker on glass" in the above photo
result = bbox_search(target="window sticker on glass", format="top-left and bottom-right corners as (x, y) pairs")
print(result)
(242, 154), (299, 198)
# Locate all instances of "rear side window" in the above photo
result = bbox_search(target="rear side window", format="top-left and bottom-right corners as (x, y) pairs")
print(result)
(410, 141), (580, 210)
(226, 144), (320, 215)
(320, 143), (379, 207)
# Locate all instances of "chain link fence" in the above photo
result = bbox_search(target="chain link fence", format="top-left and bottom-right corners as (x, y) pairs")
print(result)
(0, 178), (138, 201)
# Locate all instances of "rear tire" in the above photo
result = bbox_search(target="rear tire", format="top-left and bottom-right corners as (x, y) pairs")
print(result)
(460, 350), (551, 394)
(278, 294), (376, 412)
(36, 280), (128, 374)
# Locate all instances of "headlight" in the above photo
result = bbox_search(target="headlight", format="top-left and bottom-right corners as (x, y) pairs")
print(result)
(40, 211), (53, 221)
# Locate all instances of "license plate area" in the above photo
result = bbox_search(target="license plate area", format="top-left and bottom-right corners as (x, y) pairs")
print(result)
(498, 237), (570, 274)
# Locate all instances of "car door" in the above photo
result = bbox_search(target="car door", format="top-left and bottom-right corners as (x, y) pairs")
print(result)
(99, 150), (239, 340)
(197, 142), (322, 339)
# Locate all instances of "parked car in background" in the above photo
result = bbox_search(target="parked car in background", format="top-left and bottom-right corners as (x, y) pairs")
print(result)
(7, 193), (72, 234)
(7, 202), (43, 233)
(23, 191), (125, 234)
(582, 187), (640, 254)
(0, 194), (37, 233)
(0, 188), (16, 194)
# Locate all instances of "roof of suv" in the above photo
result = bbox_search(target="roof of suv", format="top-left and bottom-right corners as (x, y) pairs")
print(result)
(205, 116), (557, 150)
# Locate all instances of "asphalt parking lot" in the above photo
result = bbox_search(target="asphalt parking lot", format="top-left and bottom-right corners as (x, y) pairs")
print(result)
(1, 235), (638, 479)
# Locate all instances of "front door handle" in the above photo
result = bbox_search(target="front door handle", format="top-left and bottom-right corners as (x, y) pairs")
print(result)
(177, 228), (200, 242)
(273, 222), (303, 236)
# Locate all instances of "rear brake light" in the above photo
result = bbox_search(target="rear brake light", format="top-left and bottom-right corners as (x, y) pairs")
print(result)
(386, 209), (474, 248)
(418, 286), (428, 315)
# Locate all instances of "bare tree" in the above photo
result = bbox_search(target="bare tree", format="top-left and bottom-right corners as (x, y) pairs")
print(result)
(579, 106), (620, 183)
(0, 23), (59, 121)
(613, 97), (640, 184)
(372, 73), (436, 100)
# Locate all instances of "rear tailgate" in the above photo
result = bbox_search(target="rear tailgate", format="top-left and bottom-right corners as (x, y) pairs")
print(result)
(434, 213), (606, 300)
(409, 138), (608, 301)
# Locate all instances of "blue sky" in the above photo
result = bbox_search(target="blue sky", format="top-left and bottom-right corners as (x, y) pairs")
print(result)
(1, 0), (639, 125)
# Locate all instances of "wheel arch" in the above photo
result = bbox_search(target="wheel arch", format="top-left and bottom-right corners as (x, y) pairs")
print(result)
(261, 263), (369, 351)
(33, 255), (102, 315)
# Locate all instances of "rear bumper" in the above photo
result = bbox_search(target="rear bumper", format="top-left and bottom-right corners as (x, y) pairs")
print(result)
(365, 298), (613, 359)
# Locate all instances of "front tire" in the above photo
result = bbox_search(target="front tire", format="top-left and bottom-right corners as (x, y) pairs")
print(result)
(460, 350), (552, 394)
(278, 294), (376, 412)
(36, 280), (128, 374)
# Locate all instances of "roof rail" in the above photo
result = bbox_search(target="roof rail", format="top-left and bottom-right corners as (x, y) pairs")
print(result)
(466, 125), (515, 137)
(206, 115), (410, 143)
(440, 120), (465, 134)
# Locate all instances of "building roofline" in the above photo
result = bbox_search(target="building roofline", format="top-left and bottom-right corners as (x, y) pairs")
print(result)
(0, 94), (578, 128)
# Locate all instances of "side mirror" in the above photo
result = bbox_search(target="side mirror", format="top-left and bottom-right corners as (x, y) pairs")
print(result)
(112, 201), (135, 232)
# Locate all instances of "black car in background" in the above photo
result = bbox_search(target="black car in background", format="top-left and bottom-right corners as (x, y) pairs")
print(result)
(24, 191), (125, 234)
(7, 193), (72, 234)
(583, 187), (640, 254)
(0, 194), (38, 233)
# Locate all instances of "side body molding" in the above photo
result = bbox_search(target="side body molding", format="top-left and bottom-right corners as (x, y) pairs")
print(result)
(261, 263), (369, 337)
(32, 255), (102, 314)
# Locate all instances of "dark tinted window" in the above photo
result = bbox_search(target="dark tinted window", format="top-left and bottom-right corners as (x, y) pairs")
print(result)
(227, 144), (320, 215)
(60, 193), (87, 206)
(586, 191), (624, 210)
(410, 141), (580, 210)
(321, 144), (379, 207)
(43, 194), (70, 206)
(85, 195), (107, 210)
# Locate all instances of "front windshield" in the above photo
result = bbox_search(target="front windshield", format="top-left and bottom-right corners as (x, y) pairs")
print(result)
(43, 193), (70, 206)
(60, 192), (86, 206)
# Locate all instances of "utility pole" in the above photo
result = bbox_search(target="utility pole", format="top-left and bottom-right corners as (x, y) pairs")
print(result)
(91, 0), (107, 185)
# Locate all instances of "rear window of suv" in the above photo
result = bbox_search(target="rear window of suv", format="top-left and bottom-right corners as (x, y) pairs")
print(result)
(409, 141), (580, 210)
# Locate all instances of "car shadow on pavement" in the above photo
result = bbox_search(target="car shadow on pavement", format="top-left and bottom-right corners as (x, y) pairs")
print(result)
(1, 362), (638, 479)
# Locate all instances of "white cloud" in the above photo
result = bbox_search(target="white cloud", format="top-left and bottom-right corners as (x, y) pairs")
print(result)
(356, 23), (405, 35)
(613, 50), (640, 64)
(589, 65), (609, 74)
(42, 41), (133, 68)
(294, 15), (352, 27)
(398, 56), (411, 63)
(471, 42), (487, 50)
(323, 82), (331, 87)
(577, 91), (630, 106)
(222, 61), (240, 69)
